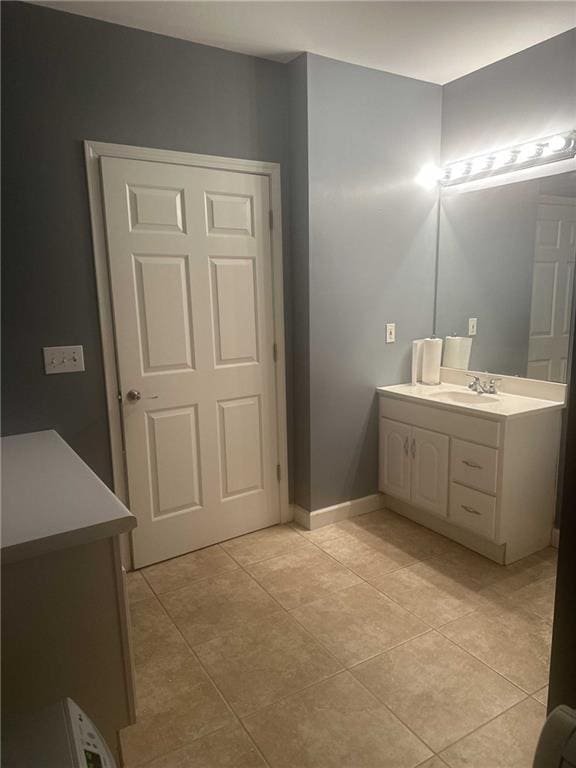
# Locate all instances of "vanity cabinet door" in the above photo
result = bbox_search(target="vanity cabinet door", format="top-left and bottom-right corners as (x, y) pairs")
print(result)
(379, 419), (411, 502)
(410, 427), (449, 517)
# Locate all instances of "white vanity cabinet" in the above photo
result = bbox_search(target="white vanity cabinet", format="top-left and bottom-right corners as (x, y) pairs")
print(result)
(380, 420), (448, 517)
(378, 386), (563, 564)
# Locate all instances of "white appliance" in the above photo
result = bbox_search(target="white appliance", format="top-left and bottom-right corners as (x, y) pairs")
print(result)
(3, 698), (117, 768)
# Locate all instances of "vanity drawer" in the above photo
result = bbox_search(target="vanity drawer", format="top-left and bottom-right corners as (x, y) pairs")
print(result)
(451, 439), (498, 495)
(450, 483), (496, 540)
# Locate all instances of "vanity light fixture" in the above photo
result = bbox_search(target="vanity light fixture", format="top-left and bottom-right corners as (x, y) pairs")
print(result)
(440, 130), (576, 186)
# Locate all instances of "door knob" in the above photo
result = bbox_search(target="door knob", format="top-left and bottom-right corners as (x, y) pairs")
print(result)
(125, 389), (159, 403)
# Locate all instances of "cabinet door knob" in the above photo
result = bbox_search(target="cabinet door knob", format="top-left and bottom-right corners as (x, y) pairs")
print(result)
(462, 460), (483, 469)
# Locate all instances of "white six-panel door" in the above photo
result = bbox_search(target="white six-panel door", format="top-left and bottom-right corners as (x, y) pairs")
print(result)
(101, 157), (280, 567)
(528, 197), (576, 383)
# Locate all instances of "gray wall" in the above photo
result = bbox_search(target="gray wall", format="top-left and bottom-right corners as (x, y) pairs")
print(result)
(436, 181), (539, 376)
(306, 54), (442, 510)
(442, 28), (576, 164)
(3, 4), (573, 513)
(287, 55), (311, 510)
(1, 2), (291, 488)
(541, 173), (576, 198)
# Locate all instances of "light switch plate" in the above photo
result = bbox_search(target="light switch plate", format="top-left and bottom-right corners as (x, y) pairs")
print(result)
(468, 318), (478, 336)
(43, 345), (85, 374)
(386, 323), (396, 343)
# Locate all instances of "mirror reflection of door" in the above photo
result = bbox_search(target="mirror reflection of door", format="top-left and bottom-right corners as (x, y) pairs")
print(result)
(435, 170), (576, 383)
(528, 195), (576, 383)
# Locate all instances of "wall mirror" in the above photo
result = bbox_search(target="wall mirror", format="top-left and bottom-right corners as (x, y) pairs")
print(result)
(434, 170), (576, 382)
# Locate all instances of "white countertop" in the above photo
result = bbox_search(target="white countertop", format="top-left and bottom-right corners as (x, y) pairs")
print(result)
(377, 382), (565, 421)
(1, 430), (136, 564)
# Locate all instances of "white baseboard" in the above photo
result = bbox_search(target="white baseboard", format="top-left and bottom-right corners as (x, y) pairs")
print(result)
(291, 493), (385, 531)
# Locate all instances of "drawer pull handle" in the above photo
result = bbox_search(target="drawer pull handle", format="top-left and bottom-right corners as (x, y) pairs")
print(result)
(462, 459), (483, 469)
(461, 504), (482, 516)
(411, 438), (416, 459)
(404, 437), (409, 457)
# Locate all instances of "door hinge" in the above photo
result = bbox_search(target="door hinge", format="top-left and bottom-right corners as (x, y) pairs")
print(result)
(269, 210), (273, 230)
(276, 464), (281, 482)
(117, 390), (123, 403)
(273, 342), (278, 362)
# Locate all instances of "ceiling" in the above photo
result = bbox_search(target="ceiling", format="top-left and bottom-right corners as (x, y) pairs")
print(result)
(39, 1), (576, 84)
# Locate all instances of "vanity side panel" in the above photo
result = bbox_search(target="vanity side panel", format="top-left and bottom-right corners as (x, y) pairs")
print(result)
(499, 411), (561, 562)
(1, 537), (133, 762)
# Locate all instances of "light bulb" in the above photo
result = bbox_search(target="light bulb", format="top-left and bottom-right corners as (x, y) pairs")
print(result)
(450, 162), (470, 179)
(493, 149), (516, 169)
(518, 143), (540, 162)
(470, 156), (491, 174)
(549, 135), (569, 152)
(416, 163), (442, 188)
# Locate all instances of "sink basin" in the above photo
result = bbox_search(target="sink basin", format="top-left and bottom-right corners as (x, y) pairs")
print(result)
(427, 390), (500, 405)
(377, 382), (564, 419)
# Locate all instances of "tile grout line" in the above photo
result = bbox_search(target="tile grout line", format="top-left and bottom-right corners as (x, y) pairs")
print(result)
(289, 534), (484, 636)
(139, 546), (351, 689)
(130, 587), (275, 768)
(125, 588), (242, 766)
(222, 530), (451, 756)
(342, 636), (531, 759)
(224, 527), (460, 678)
(130, 519), (554, 766)
(139, 535), (407, 765)
(142, 522), (526, 708)
(434, 693), (545, 761)
(195, 533), (441, 751)
(291, 519), (552, 754)
(140, 523), (444, 640)
(434, 620), (550, 696)
(294, 515), (555, 698)
(227, 543), (349, 670)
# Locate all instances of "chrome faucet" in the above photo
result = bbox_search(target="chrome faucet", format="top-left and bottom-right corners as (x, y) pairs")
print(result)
(466, 375), (501, 395)
(486, 377), (501, 394)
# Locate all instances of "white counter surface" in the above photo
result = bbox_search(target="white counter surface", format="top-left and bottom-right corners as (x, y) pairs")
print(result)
(2, 430), (136, 564)
(377, 382), (565, 421)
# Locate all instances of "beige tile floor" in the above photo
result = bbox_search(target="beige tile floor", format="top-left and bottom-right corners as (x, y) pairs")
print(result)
(122, 509), (556, 768)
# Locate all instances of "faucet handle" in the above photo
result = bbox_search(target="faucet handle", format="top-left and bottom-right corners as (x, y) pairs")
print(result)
(487, 377), (502, 394)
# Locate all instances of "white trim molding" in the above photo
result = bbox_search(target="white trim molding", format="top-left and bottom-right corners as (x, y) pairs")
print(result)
(292, 493), (386, 531)
(84, 141), (290, 567)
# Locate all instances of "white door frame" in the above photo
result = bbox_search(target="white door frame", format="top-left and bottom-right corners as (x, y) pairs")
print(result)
(84, 141), (290, 567)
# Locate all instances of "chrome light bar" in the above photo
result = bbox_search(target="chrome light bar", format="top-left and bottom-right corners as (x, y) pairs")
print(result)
(441, 130), (576, 186)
